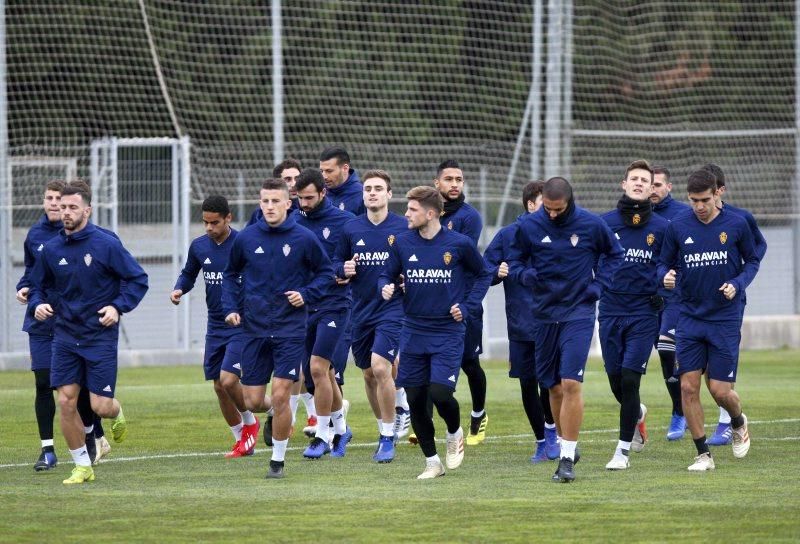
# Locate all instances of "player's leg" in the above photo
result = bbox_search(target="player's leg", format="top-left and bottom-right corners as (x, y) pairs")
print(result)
(600, 316), (629, 469)
(657, 302), (685, 440)
(370, 321), (401, 462)
(31, 334), (57, 471)
(676, 322), (714, 471)
(462, 312), (488, 446)
(509, 340), (546, 462)
(329, 367), (352, 458)
(706, 322), (749, 458)
(430, 331), (465, 471)
(76, 387), (98, 464)
(392, 357), (411, 438)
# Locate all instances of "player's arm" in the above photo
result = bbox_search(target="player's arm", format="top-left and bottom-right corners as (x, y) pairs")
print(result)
(171, 243), (201, 304)
(107, 241), (149, 315)
(506, 224), (538, 286)
(378, 242), (402, 300)
(295, 236), (334, 307)
(726, 222), (760, 298)
(462, 210), (483, 245)
(744, 210), (768, 262)
(222, 237), (245, 321)
(657, 222), (679, 289)
(483, 229), (508, 286)
(588, 221), (624, 301)
(460, 239), (493, 318)
(332, 228), (352, 280)
(15, 235), (36, 303)
(28, 247), (55, 320)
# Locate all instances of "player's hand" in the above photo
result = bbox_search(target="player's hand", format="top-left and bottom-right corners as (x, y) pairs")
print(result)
(34, 303), (54, 321)
(16, 287), (30, 304)
(98, 305), (119, 327)
(285, 291), (305, 307)
(381, 283), (395, 301)
(344, 254), (358, 278)
(663, 269), (676, 289)
(497, 262), (509, 279)
(225, 312), (241, 326)
(450, 303), (463, 322)
(719, 282), (737, 300)
(398, 274), (405, 293)
(170, 289), (183, 305)
(335, 277), (350, 285)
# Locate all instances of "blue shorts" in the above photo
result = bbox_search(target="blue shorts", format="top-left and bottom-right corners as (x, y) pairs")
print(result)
(303, 309), (350, 388)
(599, 314), (659, 376)
(675, 315), (741, 382)
(240, 336), (304, 386)
(658, 300), (680, 340)
(203, 334), (243, 380)
(462, 310), (483, 360)
(29, 334), (53, 372)
(508, 340), (536, 380)
(352, 320), (401, 370)
(50, 341), (118, 398)
(532, 318), (595, 389)
(396, 328), (464, 390)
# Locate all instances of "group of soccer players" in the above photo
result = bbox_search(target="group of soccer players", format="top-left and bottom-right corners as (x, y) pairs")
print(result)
(18, 146), (764, 483)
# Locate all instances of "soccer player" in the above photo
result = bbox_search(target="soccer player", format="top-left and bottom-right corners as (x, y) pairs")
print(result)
(508, 177), (624, 483)
(599, 160), (669, 469)
(434, 159), (489, 446)
(650, 166), (692, 440)
(294, 168), (355, 459)
(247, 158), (302, 226)
(28, 181), (149, 484)
(170, 195), (261, 458)
(658, 169), (759, 471)
(379, 186), (492, 479)
(483, 180), (559, 463)
(335, 170), (408, 463)
(702, 163), (768, 447)
(222, 178), (334, 479)
(319, 146), (365, 215)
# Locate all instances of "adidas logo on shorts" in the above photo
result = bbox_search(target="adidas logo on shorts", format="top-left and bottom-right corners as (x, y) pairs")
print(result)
(102, 385), (112, 392)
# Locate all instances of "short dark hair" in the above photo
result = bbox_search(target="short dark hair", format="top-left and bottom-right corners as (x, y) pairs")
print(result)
(407, 185), (443, 213)
(45, 180), (66, 193)
(202, 195), (230, 217)
(436, 159), (462, 178)
(362, 169), (392, 192)
(62, 179), (92, 205)
(319, 146), (350, 166)
(624, 159), (654, 182)
(652, 165), (670, 180)
(272, 158), (302, 178)
(701, 163), (726, 188)
(542, 177), (573, 202)
(686, 169), (718, 195)
(261, 178), (289, 194)
(294, 168), (326, 193)
(522, 180), (544, 209)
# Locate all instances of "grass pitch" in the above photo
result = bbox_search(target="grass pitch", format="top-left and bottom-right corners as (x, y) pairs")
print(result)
(1, 350), (799, 543)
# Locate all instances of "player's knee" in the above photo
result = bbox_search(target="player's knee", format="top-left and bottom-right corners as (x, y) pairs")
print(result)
(91, 397), (115, 418)
(620, 369), (641, 393)
(680, 377), (700, 399)
(404, 386), (427, 408)
(219, 371), (239, 391)
(212, 379), (225, 395)
(461, 356), (480, 375)
(560, 378), (582, 396)
(707, 381), (732, 403)
(429, 383), (454, 405)
(34, 369), (51, 392)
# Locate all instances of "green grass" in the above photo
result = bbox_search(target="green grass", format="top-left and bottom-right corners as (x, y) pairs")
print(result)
(1, 350), (799, 543)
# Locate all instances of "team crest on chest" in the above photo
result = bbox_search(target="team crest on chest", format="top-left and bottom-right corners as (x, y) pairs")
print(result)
(443, 251), (452, 265)
(719, 231), (727, 244)
(282, 243), (291, 256)
(84, 253), (92, 266)
(388, 234), (395, 246)
(447, 220), (454, 230)
(570, 234), (579, 247)
(322, 227), (330, 240)
(338, 203), (345, 210)
(646, 233), (655, 246)
(632, 214), (641, 225)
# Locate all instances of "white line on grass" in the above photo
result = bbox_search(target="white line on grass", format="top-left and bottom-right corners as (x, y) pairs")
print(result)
(2, 417), (797, 470)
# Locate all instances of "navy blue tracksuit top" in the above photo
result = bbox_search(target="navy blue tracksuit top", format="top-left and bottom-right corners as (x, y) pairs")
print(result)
(378, 227), (492, 334)
(508, 205), (624, 323)
(222, 213), (334, 338)
(327, 169), (365, 216)
(17, 214), (63, 336)
(27, 223), (149, 346)
(657, 207), (760, 322)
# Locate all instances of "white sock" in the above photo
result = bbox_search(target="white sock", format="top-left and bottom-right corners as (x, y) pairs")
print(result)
(376, 418), (383, 434)
(272, 439), (288, 462)
(544, 422), (556, 430)
(426, 454), (442, 465)
(471, 409), (485, 419)
(41, 439), (54, 448)
(446, 427), (463, 440)
(380, 421), (394, 437)
(301, 392), (316, 417)
(231, 422), (244, 441)
(332, 408), (346, 435)
(315, 415), (331, 442)
(395, 388), (409, 411)
(719, 407), (731, 424)
(560, 439), (577, 460)
(289, 395), (299, 424)
(70, 445), (92, 467)
(240, 410), (256, 425)
(84, 424), (94, 435)
(616, 440), (631, 455)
